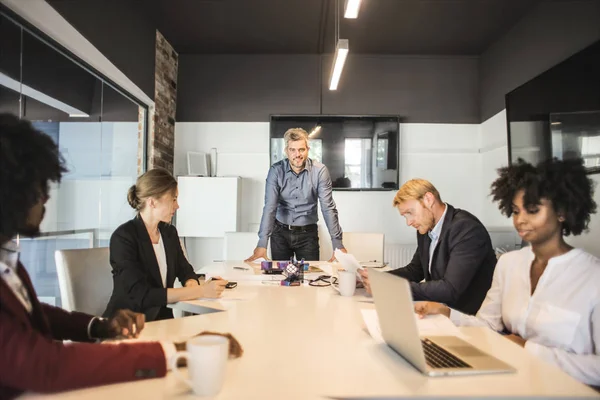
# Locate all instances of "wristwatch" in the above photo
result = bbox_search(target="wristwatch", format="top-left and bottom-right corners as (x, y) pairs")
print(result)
(88, 316), (111, 339)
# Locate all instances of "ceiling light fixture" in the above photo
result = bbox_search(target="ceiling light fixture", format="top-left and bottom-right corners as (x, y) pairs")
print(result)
(329, 0), (349, 91)
(344, 0), (361, 18)
(309, 125), (322, 138)
(329, 39), (349, 90)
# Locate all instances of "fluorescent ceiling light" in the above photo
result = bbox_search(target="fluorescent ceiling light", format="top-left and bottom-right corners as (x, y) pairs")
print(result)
(309, 125), (321, 138)
(344, 0), (362, 18)
(0, 72), (89, 118)
(329, 39), (349, 91)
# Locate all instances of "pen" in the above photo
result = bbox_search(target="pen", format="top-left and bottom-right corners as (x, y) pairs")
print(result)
(233, 266), (249, 271)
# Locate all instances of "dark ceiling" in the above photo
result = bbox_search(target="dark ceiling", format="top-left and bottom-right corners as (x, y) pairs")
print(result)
(144, 0), (540, 55)
(48, 0), (541, 55)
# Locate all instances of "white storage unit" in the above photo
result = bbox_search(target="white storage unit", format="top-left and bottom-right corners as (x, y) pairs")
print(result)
(176, 176), (241, 237)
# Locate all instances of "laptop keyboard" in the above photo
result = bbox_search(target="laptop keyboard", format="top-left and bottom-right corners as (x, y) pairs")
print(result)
(421, 338), (472, 369)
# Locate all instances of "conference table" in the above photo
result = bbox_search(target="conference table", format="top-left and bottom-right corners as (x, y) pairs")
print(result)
(27, 261), (599, 399)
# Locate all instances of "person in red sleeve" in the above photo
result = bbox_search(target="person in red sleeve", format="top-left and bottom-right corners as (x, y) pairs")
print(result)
(0, 114), (175, 399)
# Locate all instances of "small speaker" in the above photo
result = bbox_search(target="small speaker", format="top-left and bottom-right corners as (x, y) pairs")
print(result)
(187, 152), (209, 176)
(210, 148), (218, 177)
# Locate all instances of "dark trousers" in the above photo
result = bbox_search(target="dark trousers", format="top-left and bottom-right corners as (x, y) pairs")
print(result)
(270, 222), (320, 261)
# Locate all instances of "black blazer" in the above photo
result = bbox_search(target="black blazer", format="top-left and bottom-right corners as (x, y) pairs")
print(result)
(389, 204), (496, 315)
(103, 215), (198, 322)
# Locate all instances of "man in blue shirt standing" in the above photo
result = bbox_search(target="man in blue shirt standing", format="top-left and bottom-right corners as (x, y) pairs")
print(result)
(245, 128), (345, 262)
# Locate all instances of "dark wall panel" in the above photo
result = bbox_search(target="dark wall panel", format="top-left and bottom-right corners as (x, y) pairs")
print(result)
(177, 54), (479, 123)
(48, 0), (157, 99)
(21, 31), (96, 116)
(480, 0), (600, 122)
(321, 55), (479, 123)
(177, 54), (321, 122)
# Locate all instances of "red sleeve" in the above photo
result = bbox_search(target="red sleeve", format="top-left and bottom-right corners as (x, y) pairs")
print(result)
(0, 312), (167, 394)
(40, 303), (96, 342)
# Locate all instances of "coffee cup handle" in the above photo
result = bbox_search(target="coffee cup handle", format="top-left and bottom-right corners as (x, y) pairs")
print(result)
(170, 351), (193, 388)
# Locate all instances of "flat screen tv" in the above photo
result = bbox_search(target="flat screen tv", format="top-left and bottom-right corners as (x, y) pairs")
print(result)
(270, 115), (400, 190)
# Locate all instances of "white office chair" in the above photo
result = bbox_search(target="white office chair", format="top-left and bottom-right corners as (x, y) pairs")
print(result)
(342, 232), (385, 263)
(223, 232), (270, 261)
(55, 248), (113, 316)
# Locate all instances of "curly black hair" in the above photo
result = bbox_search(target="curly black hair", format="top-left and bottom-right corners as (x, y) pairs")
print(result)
(490, 158), (597, 236)
(0, 113), (67, 240)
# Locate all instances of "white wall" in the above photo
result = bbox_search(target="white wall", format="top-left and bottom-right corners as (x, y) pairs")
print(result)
(174, 122), (483, 267)
(40, 122), (138, 238)
(480, 110), (512, 228)
(566, 173), (600, 255)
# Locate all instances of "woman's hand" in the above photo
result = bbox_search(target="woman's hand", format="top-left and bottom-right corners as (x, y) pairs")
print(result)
(202, 279), (228, 298)
(184, 278), (199, 287)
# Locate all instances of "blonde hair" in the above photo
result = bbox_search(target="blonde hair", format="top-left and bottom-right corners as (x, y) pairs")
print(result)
(283, 128), (309, 149)
(392, 179), (442, 207)
(127, 168), (177, 211)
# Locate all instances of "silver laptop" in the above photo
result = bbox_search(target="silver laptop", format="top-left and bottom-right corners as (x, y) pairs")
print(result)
(369, 270), (515, 376)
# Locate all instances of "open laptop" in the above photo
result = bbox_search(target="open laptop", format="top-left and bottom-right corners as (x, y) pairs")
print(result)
(369, 270), (515, 376)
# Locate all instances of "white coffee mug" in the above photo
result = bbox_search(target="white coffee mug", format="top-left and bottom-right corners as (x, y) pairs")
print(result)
(333, 270), (356, 297)
(170, 335), (229, 397)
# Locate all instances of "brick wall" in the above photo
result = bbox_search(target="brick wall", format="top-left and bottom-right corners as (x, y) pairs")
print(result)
(147, 30), (178, 172)
(137, 105), (145, 175)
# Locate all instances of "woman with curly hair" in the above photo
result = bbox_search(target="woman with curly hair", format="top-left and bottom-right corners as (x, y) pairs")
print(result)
(415, 158), (599, 387)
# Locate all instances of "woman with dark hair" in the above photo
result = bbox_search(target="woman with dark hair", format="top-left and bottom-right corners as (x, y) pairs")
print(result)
(103, 168), (227, 322)
(415, 158), (599, 387)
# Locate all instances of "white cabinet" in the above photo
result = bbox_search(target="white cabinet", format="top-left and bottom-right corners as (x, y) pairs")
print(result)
(176, 176), (241, 237)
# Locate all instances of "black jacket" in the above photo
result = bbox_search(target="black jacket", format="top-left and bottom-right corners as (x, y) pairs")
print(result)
(103, 215), (198, 321)
(389, 204), (496, 315)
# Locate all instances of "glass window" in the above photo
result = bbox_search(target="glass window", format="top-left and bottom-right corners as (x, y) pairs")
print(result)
(1, 11), (148, 308)
(344, 138), (372, 188)
(550, 110), (600, 174)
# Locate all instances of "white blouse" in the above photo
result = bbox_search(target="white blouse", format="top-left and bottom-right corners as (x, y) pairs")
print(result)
(450, 246), (600, 386)
(152, 234), (168, 288)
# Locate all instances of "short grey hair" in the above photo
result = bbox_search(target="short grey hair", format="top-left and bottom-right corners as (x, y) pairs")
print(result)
(283, 128), (309, 149)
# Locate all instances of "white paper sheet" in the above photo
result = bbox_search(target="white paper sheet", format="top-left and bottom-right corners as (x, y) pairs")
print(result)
(318, 263), (334, 276)
(334, 249), (363, 274)
(416, 313), (463, 337)
(360, 309), (463, 343)
(334, 250), (366, 285)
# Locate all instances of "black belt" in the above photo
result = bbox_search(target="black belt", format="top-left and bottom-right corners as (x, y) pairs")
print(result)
(275, 220), (317, 232)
